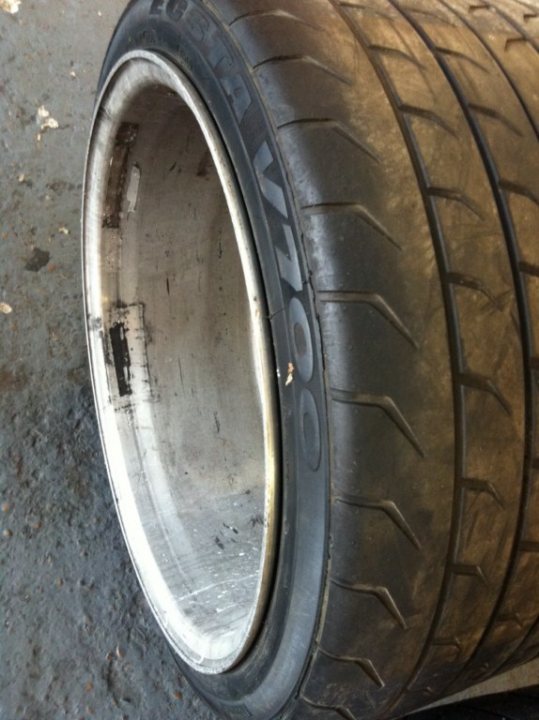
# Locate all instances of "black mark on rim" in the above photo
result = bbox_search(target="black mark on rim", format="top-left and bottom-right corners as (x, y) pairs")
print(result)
(109, 322), (132, 397)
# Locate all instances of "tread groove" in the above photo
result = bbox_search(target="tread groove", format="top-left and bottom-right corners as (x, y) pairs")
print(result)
(319, 647), (385, 688)
(319, 291), (418, 347)
(368, 43), (426, 69)
(519, 261), (539, 278)
(451, 563), (489, 585)
(386, 0), (536, 699)
(458, 371), (512, 415)
(302, 203), (401, 250)
(461, 477), (505, 508)
(302, 698), (359, 720)
(427, 186), (485, 219)
(437, 0), (539, 139)
(402, 6), (452, 22)
(499, 179), (539, 207)
(399, 103), (458, 136)
(338, 1), (396, 22)
(468, 102), (524, 136)
(228, 9), (321, 31)
(520, 541), (539, 553)
(434, 45), (490, 72)
(335, 493), (422, 549)
(505, 35), (529, 49)
(324, 4), (469, 712)
(277, 118), (381, 163)
(252, 55), (353, 85)
(497, 613), (524, 628)
(228, 0), (538, 713)
(490, 0), (539, 52)
(447, 271), (505, 310)
(331, 577), (408, 628)
(432, 637), (463, 659)
(331, 389), (425, 456)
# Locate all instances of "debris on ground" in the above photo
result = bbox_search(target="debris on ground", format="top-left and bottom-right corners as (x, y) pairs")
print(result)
(36, 105), (59, 140)
(17, 174), (32, 187)
(0, 303), (13, 314)
(0, 0), (21, 14)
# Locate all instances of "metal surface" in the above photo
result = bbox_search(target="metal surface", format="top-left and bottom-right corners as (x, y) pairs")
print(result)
(83, 53), (278, 674)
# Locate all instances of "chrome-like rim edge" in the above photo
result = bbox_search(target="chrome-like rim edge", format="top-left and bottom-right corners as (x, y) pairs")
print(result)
(82, 51), (279, 674)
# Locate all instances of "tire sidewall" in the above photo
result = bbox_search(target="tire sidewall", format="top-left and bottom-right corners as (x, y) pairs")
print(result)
(98, 2), (330, 718)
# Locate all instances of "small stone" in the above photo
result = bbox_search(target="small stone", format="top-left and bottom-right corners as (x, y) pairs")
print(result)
(1, 502), (10, 513)
(2, 529), (13, 539)
(0, 303), (13, 314)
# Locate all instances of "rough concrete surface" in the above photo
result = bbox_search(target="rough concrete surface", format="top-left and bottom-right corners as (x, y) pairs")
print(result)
(0, 2), (214, 719)
(0, 3), (537, 720)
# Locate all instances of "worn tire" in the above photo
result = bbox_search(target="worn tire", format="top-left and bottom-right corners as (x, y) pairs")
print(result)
(93, 0), (539, 718)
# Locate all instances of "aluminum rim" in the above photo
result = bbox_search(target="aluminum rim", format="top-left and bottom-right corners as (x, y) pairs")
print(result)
(82, 51), (278, 674)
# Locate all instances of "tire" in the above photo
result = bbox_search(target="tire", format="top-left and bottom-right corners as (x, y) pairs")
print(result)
(82, 1), (539, 718)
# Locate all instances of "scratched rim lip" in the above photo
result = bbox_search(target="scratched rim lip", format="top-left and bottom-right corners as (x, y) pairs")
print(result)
(82, 51), (279, 674)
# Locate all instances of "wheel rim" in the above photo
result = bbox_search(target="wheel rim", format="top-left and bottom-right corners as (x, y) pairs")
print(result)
(83, 52), (279, 674)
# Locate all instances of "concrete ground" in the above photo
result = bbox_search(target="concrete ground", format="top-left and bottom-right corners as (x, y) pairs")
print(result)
(0, 2), (214, 719)
(0, 2), (537, 720)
